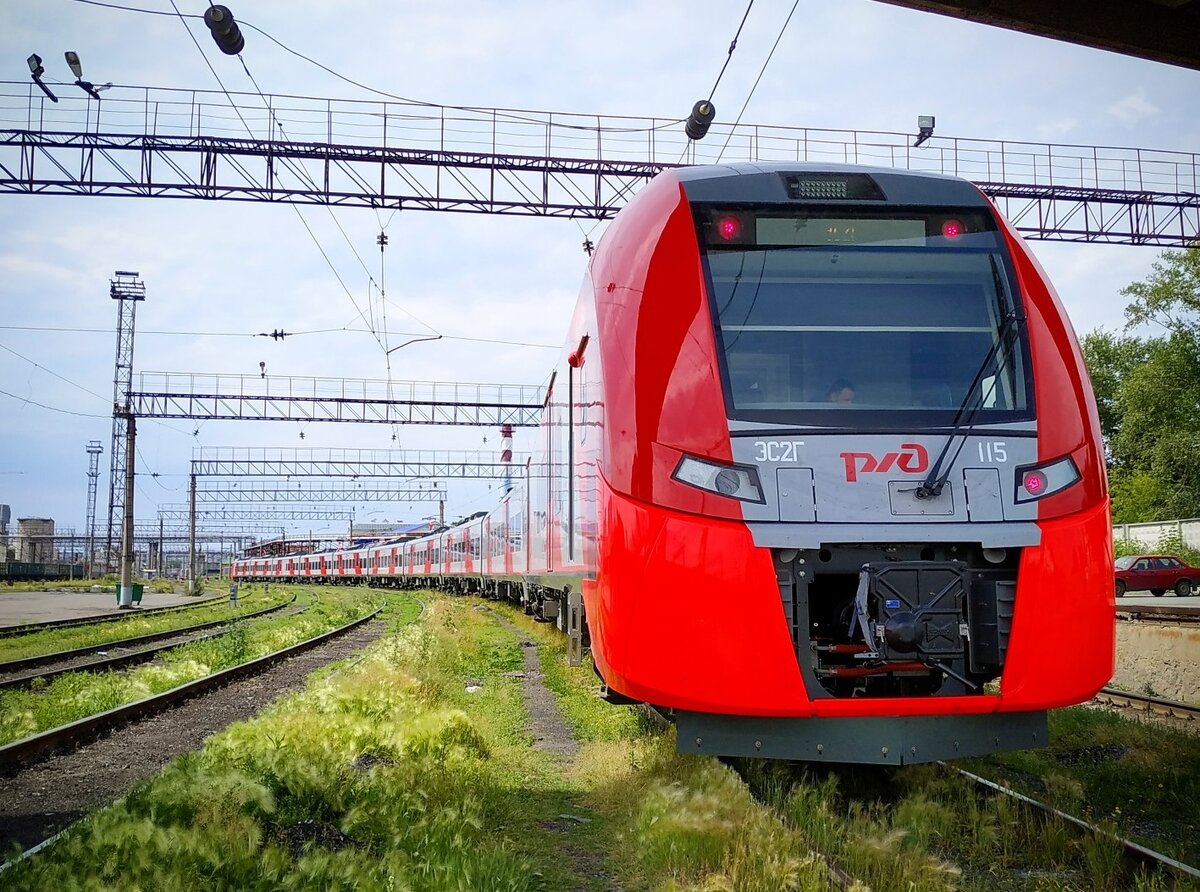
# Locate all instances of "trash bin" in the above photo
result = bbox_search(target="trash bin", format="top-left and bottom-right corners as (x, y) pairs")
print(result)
(114, 583), (146, 605)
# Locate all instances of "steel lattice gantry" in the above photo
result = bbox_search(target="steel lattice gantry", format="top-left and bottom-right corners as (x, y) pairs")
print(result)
(190, 447), (528, 479)
(156, 505), (353, 523)
(130, 526), (262, 543)
(128, 373), (544, 427)
(0, 84), (1197, 246)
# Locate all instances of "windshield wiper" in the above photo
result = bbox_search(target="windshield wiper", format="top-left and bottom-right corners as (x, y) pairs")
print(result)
(915, 258), (1023, 500)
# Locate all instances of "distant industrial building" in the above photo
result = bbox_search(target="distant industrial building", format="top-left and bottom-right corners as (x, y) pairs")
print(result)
(16, 517), (55, 563)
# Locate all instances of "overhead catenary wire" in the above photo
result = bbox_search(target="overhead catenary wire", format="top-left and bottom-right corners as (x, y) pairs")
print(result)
(0, 325), (558, 349)
(707, 1), (755, 102)
(715, 0), (801, 164)
(0, 387), (110, 419)
(231, 50), (445, 361)
(164, 1), (387, 354)
(65, 0), (681, 134)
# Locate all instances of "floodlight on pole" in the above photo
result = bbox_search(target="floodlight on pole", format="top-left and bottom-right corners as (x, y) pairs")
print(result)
(913, 115), (936, 148)
(26, 53), (58, 102)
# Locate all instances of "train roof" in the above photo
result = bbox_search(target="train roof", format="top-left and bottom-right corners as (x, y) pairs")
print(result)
(671, 162), (989, 208)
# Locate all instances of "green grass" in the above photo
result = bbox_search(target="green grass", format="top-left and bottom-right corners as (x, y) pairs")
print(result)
(0, 587), (373, 746)
(2, 593), (838, 891)
(731, 712), (1200, 892)
(16, 593), (1189, 891)
(965, 705), (1200, 870)
(0, 586), (288, 664)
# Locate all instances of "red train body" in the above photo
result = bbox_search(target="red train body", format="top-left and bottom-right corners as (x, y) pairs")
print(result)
(233, 164), (1114, 764)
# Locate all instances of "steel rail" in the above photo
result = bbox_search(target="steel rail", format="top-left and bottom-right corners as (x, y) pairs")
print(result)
(951, 765), (1200, 882)
(0, 593), (226, 639)
(0, 603), (382, 770)
(1115, 603), (1200, 623)
(1095, 687), (1200, 722)
(0, 595), (300, 688)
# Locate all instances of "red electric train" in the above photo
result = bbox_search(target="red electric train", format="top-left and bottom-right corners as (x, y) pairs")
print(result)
(233, 163), (1115, 764)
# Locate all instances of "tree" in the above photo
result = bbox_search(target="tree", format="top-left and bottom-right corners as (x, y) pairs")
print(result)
(1121, 247), (1200, 336)
(1081, 248), (1200, 524)
(1080, 330), (1146, 452)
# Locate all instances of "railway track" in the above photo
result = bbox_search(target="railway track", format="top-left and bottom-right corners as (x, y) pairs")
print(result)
(0, 594), (303, 691)
(1115, 603), (1200, 623)
(0, 602), (381, 771)
(0, 593), (415, 876)
(641, 703), (1199, 887)
(1094, 686), (1200, 722)
(950, 765), (1200, 884)
(0, 593), (227, 638)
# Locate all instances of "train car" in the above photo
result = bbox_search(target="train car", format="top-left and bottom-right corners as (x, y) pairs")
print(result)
(237, 163), (1113, 765)
(549, 162), (1114, 764)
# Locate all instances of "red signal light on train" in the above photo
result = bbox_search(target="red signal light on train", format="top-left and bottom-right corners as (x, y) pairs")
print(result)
(716, 215), (743, 241)
(1022, 469), (1048, 496)
(941, 219), (964, 239)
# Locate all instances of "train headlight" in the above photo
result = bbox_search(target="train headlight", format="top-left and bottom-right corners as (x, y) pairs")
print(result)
(673, 454), (765, 503)
(1014, 455), (1080, 503)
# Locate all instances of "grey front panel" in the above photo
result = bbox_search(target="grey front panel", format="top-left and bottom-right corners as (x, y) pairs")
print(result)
(733, 432), (1039, 547)
(964, 468), (1004, 522)
(675, 710), (1048, 764)
(748, 521), (1039, 548)
(777, 468), (816, 522)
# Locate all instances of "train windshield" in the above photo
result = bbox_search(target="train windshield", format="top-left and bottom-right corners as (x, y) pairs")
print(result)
(699, 207), (1032, 426)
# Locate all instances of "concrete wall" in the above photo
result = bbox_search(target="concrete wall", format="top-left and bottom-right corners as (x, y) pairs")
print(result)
(1114, 517), (1200, 550)
(1112, 621), (1200, 705)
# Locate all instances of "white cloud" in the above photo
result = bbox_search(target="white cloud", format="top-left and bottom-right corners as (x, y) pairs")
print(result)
(1107, 90), (1160, 126)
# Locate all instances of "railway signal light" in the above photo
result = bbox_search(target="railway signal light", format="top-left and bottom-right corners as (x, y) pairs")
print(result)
(685, 100), (716, 140)
(204, 5), (245, 56)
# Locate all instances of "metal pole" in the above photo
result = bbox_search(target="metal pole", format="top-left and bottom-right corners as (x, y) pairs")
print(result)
(500, 423), (513, 494)
(84, 439), (102, 578)
(158, 515), (164, 575)
(117, 416), (136, 607)
(188, 472), (197, 595)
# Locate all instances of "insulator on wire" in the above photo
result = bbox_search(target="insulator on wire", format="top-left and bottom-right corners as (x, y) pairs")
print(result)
(685, 100), (716, 141)
(204, 5), (245, 55)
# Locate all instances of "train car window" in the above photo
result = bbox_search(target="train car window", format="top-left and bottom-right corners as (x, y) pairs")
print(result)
(699, 207), (1031, 427)
(510, 510), (524, 550)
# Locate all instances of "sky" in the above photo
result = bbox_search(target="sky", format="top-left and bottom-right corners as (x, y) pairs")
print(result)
(0, 0), (1197, 546)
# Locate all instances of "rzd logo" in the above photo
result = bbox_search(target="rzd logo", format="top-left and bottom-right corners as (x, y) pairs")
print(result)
(840, 443), (928, 482)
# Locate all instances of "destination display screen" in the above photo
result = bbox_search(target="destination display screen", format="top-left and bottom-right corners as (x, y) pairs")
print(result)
(755, 216), (925, 245)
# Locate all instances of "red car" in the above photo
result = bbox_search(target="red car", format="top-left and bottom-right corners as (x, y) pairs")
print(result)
(1114, 555), (1199, 597)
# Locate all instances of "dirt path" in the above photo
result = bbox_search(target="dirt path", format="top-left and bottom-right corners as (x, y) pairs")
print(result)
(489, 611), (580, 758)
